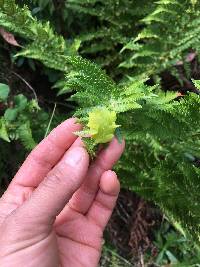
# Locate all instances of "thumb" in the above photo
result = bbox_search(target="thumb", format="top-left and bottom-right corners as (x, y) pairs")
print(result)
(17, 146), (89, 225)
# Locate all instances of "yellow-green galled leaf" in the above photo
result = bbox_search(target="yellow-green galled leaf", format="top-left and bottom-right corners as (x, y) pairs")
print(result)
(87, 107), (119, 144)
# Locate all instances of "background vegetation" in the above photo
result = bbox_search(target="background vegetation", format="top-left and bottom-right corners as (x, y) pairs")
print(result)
(0, 0), (200, 266)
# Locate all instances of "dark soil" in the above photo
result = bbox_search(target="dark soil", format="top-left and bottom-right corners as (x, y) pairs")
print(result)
(106, 190), (162, 266)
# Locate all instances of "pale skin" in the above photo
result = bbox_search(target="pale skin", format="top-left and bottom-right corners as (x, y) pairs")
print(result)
(0, 118), (125, 267)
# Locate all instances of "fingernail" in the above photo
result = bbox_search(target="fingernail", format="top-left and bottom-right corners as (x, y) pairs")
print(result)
(65, 147), (84, 167)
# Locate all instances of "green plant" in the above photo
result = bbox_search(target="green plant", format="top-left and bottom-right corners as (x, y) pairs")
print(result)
(100, 245), (132, 267)
(0, 0), (200, 250)
(0, 83), (39, 148)
(0, 81), (52, 183)
(120, 0), (200, 78)
(64, 0), (155, 79)
(150, 221), (200, 266)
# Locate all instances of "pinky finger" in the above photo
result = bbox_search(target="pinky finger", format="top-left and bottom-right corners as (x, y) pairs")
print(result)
(86, 170), (120, 230)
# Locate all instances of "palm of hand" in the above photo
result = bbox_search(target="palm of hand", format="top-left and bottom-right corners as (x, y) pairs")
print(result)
(29, 210), (103, 267)
(56, 211), (102, 267)
(0, 119), (124, 267)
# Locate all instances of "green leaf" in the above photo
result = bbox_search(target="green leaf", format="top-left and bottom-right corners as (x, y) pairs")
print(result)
(17, 122), (36, 150)
(29, 100), (40, 111)
(4, 108), (18, 122)
(165, 250), (178, 263)
(14, 94), (28, 111)
(115, 127), (123, 144)
(191, 0), (197, 6)
(192, 79), (200, 90)
(38, 0), (50, 9)
(0, 83), (10, 101)
(0, 118), (10, 142)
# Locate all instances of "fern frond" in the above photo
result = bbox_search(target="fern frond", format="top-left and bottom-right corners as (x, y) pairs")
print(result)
(116, 92), (200, 242)
(120, 0), (200, 76)
(1, 0), (200, 247)
(66, 0), (155, 75)
(16, 121), (36, 150)
(0, 0), (78, 71)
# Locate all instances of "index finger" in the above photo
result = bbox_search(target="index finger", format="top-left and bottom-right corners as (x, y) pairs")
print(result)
(10, 118), (81, 188)
(56, 138), (125, 225)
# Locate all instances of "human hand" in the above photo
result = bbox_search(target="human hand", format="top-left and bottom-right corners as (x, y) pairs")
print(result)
(0, 118), (125, 267)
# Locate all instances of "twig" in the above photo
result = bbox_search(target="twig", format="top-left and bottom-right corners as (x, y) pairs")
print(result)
(44, 99), (76, 109)
(44, 103), (57, 138)
(139, 249), (145, 267)
(11, 71), (38, 102)
(118, 202), (130, 220)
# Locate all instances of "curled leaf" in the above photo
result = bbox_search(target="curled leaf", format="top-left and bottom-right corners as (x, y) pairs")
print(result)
(87, 107), (119, 144)
(0, 27), (21, 47)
